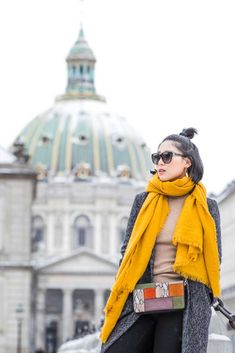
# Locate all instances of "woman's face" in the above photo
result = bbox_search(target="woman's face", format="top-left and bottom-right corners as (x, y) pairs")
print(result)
(154, 140), (191, 182)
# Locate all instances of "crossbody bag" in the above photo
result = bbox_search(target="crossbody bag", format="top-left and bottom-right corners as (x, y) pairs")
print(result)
(133, 280), (185, 314)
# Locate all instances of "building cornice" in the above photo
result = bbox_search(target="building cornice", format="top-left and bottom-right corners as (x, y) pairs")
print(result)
(0, 261), (34, 270)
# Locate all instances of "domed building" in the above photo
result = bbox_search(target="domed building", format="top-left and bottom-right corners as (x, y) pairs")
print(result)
(19, 27), (150, 183)
(7, 25), (152, 353)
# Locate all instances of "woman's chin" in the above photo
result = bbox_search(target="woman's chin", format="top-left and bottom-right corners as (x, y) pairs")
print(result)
(158, 174), (170, 182)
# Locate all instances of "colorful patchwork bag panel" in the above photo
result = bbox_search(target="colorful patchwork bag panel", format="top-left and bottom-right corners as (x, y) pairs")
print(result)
(133, 280), (185, 313)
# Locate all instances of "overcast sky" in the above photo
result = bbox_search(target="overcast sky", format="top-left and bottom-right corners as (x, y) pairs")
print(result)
(0, 0), (234, 194)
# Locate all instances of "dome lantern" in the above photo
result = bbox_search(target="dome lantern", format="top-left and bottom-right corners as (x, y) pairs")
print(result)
(56, 25), (105, 102)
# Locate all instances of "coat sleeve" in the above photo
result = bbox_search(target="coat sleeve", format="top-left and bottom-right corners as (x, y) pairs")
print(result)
(208, 198), (222, 265)
(119, 192), (148, 265)
(206, 198), (222, 302)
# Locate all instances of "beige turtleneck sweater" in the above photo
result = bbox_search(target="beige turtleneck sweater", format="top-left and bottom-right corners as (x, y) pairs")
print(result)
(153, 195), (187, 283)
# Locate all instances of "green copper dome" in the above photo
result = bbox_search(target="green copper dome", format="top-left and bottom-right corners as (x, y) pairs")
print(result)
(13, 26), (152, 181)
(16, 100), (151, 180)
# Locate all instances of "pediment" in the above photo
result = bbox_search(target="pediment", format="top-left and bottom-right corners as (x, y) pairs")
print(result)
(38, 249), (118, 275)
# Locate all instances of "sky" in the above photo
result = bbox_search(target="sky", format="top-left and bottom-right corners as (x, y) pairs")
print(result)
(0, 0), (235, 194)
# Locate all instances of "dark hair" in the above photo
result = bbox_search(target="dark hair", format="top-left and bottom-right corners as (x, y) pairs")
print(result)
(158, 127), (204, 183)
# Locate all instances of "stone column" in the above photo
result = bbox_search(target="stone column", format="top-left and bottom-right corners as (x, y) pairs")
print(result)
(47, 212), (55, 255)
(0, 198), (3, 251)
(94, 289), (104, 326)
(35, 289), (46, 350)
(94, 213), (102, 253)
(109, 213), (117, 256)
(62, 289), (73, 342)
(63, 211), (70, 255)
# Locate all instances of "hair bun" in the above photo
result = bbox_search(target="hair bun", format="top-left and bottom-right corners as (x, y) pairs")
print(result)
(179, 127), (198, 140)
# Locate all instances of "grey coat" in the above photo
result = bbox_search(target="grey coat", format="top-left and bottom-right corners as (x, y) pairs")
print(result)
(101, 192), (222, 353)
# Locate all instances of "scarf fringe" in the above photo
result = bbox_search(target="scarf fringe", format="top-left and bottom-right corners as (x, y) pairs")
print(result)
(101, 287), (130, 343)
(173, 267), (211, 288)
(104, 287), (129, 314)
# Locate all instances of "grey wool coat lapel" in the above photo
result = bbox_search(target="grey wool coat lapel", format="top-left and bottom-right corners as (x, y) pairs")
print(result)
(101, 192), (222, 353)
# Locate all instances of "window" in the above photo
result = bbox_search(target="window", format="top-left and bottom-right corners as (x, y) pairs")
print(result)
(73, 289), (94, 316)
(32, 215), (45, 252)
(119, 217), (128, 245)
(46, 289), (63, 314)
(103, 289), (111, 307)
(73, 215), (92, 248)
(78, 228), (86, 246)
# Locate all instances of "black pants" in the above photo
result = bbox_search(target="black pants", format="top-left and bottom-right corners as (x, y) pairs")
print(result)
(106, 310), (183, 353)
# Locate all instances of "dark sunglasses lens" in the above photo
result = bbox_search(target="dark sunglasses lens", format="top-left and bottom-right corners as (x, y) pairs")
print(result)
(162, 151), (173, 164)
(152, 153), (160, 164)
(151, 151), (174, 164)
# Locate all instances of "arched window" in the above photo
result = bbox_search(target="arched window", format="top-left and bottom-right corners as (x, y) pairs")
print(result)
(32, 215), (45, 252)
(73, 215), (92, 249)
(118, 217), (128, 249)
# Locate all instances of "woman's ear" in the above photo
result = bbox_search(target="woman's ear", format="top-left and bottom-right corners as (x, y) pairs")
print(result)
(185, 157), (192, 168)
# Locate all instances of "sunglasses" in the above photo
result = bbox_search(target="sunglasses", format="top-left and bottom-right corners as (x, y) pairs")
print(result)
(151, 151), (185, 165)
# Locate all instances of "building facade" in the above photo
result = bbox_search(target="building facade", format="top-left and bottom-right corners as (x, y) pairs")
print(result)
(216, 182), (235, 346)
(0, 25), (152, 353)
(0, 145), (37, 353)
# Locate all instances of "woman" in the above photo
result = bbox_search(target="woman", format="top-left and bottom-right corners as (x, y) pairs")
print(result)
(99, 128), (222, 353)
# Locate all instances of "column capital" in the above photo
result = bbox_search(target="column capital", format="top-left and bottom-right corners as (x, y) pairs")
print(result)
(63, 288), (74, 294)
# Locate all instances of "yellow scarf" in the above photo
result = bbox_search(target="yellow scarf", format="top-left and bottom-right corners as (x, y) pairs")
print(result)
(100, 175), (220, 343)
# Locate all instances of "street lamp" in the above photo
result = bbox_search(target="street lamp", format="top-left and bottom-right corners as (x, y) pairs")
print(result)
(15, 303), (24, 353)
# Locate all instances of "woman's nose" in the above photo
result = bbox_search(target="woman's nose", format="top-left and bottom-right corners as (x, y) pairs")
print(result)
(157, 158), (164, 165)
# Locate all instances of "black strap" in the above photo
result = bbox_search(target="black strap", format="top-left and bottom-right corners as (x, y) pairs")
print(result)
(212, 297), (235, 329)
